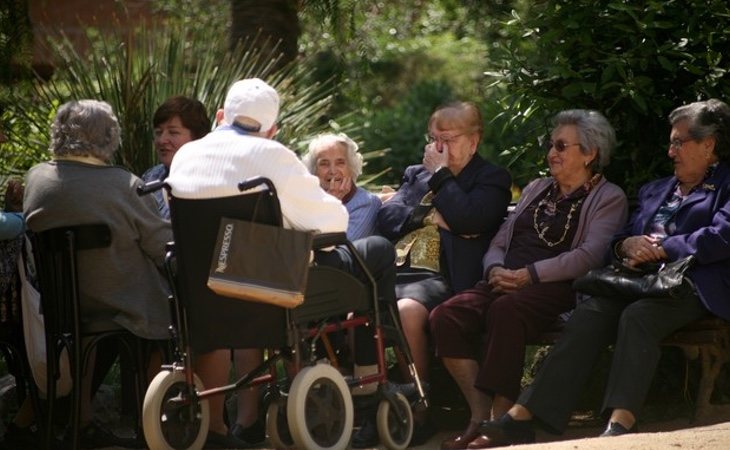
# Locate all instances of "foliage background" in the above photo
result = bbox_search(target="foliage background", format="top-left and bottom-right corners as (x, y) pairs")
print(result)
(2, 0), (730, 422)
(488, 0), (730, 192)
(2, 0), (730, 197)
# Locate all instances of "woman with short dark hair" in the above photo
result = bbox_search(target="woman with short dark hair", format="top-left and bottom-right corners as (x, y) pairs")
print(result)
(142, 95), (211, 218)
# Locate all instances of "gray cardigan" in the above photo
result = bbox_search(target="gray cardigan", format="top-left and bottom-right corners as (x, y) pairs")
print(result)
(24, 160), (172, 340)
(482, 177), (628, 283)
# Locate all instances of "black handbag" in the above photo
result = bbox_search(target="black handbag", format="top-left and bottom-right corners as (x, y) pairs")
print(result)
(572, 255), (695, 300)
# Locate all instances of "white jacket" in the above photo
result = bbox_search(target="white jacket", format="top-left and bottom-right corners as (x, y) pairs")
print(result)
(167, 127), (348, 234)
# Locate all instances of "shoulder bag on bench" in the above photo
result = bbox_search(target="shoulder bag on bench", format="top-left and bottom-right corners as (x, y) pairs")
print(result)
(572, 255), (695, 300)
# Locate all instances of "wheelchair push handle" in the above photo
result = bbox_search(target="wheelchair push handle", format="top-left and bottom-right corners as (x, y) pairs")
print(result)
(238, 176), (278, 197)
(137, 180), (168, 196)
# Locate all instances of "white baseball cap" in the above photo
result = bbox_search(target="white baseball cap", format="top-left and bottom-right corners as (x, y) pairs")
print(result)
(223, 78), (280, 132)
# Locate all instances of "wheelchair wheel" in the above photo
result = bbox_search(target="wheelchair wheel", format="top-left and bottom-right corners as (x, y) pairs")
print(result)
(266, 397), (294, 449)
(287, 363), (353, 450)
(143, 370), (209, 450)
(376, 392), (413, 450)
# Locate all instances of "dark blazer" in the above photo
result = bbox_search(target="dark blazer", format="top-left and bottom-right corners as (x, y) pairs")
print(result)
(612, 162), (730, 320)
(378, 154), (512, 292)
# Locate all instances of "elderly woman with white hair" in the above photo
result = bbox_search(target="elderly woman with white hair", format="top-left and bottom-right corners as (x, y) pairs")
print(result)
(302, 133), (382, 240)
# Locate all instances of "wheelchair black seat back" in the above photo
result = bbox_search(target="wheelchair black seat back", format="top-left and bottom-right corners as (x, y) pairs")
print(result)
(167, 182), (371, 350)
(168, 188), (288, 352)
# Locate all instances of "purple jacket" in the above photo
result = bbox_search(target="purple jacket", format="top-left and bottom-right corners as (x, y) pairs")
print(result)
(612, 162), (730, 320)
(483, 177), (628, 283)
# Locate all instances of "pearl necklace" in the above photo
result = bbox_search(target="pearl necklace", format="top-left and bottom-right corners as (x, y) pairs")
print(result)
(532, 191), (585, 248)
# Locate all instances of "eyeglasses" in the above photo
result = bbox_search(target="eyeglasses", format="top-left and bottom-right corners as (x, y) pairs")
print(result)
(669, 137), (692, 150)
(424, 132), (466, 146)
(544, 139), (582, 152)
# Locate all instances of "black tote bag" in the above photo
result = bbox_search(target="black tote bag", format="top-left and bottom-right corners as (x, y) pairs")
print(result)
(207, 217), (313, 308)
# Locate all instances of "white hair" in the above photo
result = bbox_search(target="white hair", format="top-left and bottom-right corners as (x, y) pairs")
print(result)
(302, 133), (363, 180)
(50, 100), (121, 161)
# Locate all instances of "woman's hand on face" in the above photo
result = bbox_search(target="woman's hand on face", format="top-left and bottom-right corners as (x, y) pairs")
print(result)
(620, 235), (665, 267)
(423, 143), (449, 173)
(324, 176), (352, 201)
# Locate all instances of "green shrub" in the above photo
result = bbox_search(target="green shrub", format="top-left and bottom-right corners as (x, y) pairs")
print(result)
(489, 0), (730, 194)
(3, 21), (340, 177)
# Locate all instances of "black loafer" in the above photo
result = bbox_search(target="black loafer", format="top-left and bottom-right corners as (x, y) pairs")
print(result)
(205, 430), (255, 449)
(410, 417), (437, 446)
(77, 422), (143, 449)
(600, 421), (638, 437)
(479, 414), (535, 445)
(351, 417), (379, 448)
(230, 420), (266, 446)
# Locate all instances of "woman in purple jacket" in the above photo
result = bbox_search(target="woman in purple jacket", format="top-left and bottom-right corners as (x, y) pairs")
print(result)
(481, 99), (730, 446)
(431, 109), (628, 450)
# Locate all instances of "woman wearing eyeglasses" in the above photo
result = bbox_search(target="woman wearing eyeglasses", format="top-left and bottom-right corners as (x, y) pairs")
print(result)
(357, 101), (512, 447)
(430, 109), (628, 450)
(479, 99), (730, 446)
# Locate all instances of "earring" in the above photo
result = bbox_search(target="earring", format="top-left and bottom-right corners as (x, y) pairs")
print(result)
(584, 161), (590, 167)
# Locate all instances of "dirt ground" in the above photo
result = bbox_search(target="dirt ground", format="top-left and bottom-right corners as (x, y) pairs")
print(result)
(409, 410), (730, 450)
(98, 358), (730, 450)
(100, 405), (730, 449)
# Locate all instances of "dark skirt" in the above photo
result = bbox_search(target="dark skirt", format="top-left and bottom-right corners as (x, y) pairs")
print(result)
(395, 267), (452, 311)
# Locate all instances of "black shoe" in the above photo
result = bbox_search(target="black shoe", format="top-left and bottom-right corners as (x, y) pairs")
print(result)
(600, 421), (638, 437)
(230, 420), (266, 446)
(410, 417), (437, 446)
(479, 414), (535, 445)
(205, 430), (255, 449)
(351, 417), (379, 448)
(2, 423), (41, 450)
(77, 421), (142, 449)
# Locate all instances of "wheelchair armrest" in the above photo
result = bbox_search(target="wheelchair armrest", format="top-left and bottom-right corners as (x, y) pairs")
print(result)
(313, 232), (348, 249)
(238, 177), (277, 197)
(137, 180), (168, 196)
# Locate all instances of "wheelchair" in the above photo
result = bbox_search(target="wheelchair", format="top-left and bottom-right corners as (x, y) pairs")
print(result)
(138, 176), (427, 450)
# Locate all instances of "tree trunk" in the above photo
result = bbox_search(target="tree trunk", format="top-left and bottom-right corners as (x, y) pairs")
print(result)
(229, 0), (301, 71)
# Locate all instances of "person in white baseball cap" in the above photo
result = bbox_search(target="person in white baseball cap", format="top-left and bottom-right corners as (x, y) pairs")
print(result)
(166, 78), (399, 448)
(222, 77), (280, 133)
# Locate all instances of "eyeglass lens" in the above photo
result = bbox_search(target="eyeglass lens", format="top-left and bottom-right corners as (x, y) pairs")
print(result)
(426, 135), (451, 145)
(669, 138), (690, 150)
(544, 140), (570, 152)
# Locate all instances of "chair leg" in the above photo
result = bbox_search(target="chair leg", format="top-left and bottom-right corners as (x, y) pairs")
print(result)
(70, 338), (86, 450)
(44, 343), (58, 450)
